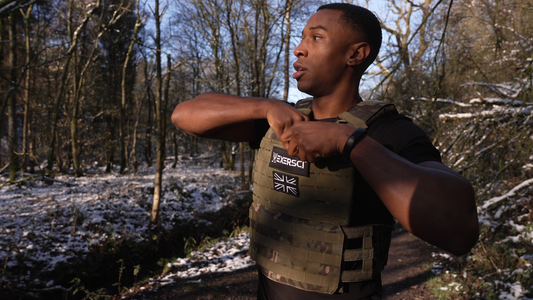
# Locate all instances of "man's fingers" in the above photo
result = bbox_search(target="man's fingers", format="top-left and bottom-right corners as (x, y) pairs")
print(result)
(268, 106), (309, 138)
(279, 126), (293, 142)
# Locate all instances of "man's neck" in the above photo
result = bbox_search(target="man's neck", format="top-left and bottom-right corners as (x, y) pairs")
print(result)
(308, 69), (363, 119)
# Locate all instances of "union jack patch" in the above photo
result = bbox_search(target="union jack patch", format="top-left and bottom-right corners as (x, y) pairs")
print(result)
(273, 171), (299, 197)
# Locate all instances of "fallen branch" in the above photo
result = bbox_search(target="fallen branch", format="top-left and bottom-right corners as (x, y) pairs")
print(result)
(0, 162), (9, 173)
(413, 97), (473, 107)
(440, 105), (532, 120)
(481, 178), (533, 210)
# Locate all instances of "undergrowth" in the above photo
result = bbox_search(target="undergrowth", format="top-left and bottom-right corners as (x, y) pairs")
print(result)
(420, 97), (533, 299)
(0, 190), (252, 300)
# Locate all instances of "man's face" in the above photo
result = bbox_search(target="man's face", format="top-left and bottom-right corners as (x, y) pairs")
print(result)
(292, 9), (356, 97)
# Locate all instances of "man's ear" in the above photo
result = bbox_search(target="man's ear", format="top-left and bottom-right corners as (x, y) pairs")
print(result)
(347, 42), (371, 66)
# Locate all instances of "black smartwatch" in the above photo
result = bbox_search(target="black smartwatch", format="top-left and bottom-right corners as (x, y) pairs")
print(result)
(342, 128), (367, 159)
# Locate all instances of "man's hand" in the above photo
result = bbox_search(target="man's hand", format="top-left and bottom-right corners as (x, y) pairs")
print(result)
(264, 100), (309, 138)
(279, 122), (354, 162)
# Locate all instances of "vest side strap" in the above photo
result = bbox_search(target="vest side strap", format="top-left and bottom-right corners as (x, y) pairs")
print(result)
(343, 249), (374, 261)
(342, 225), (373, 239)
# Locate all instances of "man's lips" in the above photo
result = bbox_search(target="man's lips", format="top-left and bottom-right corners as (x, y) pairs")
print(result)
(292, 62), (306, 79)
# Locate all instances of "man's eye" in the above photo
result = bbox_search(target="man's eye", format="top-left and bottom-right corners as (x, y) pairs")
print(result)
(314, 35), (322, 40)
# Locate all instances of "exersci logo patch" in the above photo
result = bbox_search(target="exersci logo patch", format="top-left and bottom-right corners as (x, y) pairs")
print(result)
(269, 146), (310, 177)
(273, 171), (299, 197)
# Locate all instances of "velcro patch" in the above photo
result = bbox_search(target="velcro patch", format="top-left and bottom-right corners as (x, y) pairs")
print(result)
(269, 146), (309, 177)
(273, 171), (299, 197)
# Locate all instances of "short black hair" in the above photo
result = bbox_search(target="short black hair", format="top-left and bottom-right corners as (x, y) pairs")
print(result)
(317, 3), (382, 69)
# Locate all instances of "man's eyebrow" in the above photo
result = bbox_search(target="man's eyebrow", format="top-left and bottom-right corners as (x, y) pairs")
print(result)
(309, 25), (327, 31)
(301, 25), (328, 36)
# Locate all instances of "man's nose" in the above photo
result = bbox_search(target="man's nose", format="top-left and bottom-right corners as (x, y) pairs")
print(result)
(293, 41), (307, 57)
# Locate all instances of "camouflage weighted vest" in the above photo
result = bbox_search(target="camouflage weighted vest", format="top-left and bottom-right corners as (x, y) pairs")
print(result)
(249, 98), (397, 294)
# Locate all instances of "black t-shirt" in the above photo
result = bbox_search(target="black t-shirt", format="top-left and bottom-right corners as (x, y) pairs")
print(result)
(251, 109), (441, 300)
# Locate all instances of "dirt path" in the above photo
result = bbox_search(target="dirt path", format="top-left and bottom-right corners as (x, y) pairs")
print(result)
(381, 223), (436, 300)
(122, 223), (436, 299)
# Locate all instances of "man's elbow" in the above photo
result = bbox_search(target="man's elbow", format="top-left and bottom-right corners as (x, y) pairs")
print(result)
(171, 106), (183, 130)
(448, 212), (480, 256)
(171, 102), (196, 135)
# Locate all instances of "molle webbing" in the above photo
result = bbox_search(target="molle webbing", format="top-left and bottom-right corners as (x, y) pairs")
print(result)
(249, 202), (344, 294)
(249, 201), (392, 293)
(341, 224), (392, 283)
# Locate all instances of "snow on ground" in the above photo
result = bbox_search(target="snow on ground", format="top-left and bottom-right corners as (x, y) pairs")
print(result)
(122, 232), (253, 296)
(0, 155), (255, 289)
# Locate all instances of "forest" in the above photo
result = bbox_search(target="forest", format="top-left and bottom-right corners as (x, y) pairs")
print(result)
(1, 0), (533, 299)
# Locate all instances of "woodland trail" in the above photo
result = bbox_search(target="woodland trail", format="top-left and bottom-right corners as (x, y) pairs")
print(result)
(381, 223), (436, 300)
(123, 222), (437, 300)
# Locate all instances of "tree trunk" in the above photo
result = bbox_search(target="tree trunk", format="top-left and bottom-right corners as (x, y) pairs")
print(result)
(172, 130), (178, 168)
(239, 142), (248, 190)
(229, 142), (235, 170)
(248, 147), (254, 185)
(131, 85), (144, 174)
(8, 11), (18, 181)
(282, 0), (293, 101)
(150, 0), (164, 226)
(120, 9), (141, 174)
(70, 42), (83, 177)
(46, 1), (94, 175)
(21, 4), (33, 172)
(46, 56), (71, 175)
(145, 93), (153, 167)
(220, 141), (231, 170)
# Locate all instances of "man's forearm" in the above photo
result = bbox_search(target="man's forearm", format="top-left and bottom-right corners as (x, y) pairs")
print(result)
(172, 92), (309, 142)
(171, 92), (269, 142)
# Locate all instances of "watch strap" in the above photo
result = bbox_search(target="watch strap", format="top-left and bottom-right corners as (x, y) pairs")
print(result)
(342, 128), (367, 159)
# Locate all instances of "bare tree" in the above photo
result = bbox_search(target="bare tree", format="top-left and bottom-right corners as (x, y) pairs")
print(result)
(282, 0), (294, 102)
(120, 0), (147, 174)
(150, 0), (169, 226)
(45, 1), (99, 175)
(370, 0), (444, 108)
(7, 10), (18, 181)
(20, 2), (33, 172)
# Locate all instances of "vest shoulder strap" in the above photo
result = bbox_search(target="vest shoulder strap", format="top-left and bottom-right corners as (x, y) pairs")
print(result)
(294, 98), (398, 129)
(345, 100), (398, 127)
(294, 97), (313, 110)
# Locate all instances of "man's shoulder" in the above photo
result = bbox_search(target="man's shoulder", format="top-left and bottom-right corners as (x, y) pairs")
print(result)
(368, 113), (442, 164)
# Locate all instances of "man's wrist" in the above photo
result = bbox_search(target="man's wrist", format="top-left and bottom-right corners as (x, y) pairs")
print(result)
(342, 128), (367, 159)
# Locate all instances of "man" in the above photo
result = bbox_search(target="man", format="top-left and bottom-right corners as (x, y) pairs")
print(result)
(172, 3), (478, 299)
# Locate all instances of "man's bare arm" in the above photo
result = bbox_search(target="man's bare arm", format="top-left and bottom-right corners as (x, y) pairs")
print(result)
(280, 121), (479, 256)
(171, 92), (309, 142)
(349, 137), (478, 256)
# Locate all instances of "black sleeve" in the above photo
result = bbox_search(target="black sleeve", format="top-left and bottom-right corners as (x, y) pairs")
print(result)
(367, 113), (442, 164)
(249, 119), (270, 149)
